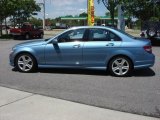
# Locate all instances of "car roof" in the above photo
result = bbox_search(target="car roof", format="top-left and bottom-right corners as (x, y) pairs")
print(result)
(69, 26), (113, 30)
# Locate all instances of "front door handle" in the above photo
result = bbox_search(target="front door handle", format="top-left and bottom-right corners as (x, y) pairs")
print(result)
(106, 43), (114, 46)
(73, 44), (80, 48)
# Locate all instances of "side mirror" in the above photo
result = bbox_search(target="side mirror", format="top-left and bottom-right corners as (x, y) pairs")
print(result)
(52, 39), (58, 45)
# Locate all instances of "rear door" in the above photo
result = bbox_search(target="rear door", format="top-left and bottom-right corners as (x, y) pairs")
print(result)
(83, 28), (122, 67)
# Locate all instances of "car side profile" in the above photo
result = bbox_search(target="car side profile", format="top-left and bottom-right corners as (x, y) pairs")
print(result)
(9, 26), (155, 77)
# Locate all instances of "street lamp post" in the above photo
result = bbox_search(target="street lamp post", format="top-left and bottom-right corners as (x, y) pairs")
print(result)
(43, 0), (45, 30)
(38, 0), (45, 30)
(118, 3), (125, 31)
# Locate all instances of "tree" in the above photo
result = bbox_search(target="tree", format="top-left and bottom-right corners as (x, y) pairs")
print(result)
(79, 12), (88, 17)
(120, 0), (160, 29)
(97, 0), (119, 26)
(123, 0), (160, 22)
(11, 0), (41, 26)
(28, 17), (42, 27)
(0, 0), (11, 35)
(0, 0), (41, 36)
(64, 15), (73, 17)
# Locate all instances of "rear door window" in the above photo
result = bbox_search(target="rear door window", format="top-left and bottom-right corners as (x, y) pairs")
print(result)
(89, 28), (121, 41)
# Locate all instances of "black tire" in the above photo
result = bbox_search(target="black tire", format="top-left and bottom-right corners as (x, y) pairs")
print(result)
(108, 56), (133, 77)
(15, 53), (37, 73)
(24, 33), (30, 40)
(146, 28), (157, 38)
(13, 35), (18, 40)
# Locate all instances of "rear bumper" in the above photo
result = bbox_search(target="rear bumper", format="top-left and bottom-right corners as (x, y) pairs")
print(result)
(134, 54), (155, 69)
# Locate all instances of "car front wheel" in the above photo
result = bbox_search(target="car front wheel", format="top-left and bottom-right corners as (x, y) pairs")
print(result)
(109, 56), (132, 77)
(15, 53), (37, 72)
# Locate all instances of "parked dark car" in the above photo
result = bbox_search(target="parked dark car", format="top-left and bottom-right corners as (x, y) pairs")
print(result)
(140, 21), (160, 45)
(10, 23), (44, 40)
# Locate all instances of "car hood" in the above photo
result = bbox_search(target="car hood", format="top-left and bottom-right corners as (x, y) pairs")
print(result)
(14, 39), (46, 48)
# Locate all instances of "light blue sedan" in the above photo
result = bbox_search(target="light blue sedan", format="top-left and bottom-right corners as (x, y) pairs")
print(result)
(9, 26), (155, 76)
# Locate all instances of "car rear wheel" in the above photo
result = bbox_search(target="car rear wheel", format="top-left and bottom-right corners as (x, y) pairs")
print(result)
(109, 56), (132, 77)
(15, 53), (37, 72)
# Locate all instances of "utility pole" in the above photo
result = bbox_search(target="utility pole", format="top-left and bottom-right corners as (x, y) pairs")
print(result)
(38, 0), (46, 30)
(43, 0), (45, 30)
(118, 4), (125, 31)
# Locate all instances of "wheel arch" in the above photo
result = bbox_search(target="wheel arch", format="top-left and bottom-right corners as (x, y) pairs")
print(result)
(14, 51), (38, 67)
(106, 54), (134, 70)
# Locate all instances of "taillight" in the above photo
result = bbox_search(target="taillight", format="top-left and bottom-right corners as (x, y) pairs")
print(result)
(143, 46), (152, 53)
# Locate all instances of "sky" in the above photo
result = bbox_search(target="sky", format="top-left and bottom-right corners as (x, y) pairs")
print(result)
(35, 0), (107, 19)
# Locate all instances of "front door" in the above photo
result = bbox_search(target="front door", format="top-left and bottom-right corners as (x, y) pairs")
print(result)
(45, 28), (86, 66)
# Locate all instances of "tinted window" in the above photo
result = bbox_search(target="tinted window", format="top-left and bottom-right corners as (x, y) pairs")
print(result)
(89, 29), (108, 41)
(32, 25), (37, 29)
(58, 29), (85, 43)
(22, 24), (27, 29)
(113, 28), (135, 39)
(109, 32), (121, 41)
(89, 28), (121, 41)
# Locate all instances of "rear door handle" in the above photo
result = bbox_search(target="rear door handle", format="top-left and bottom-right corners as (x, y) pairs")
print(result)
(106, 43), (114, 46)
(73, 44), (80, 48)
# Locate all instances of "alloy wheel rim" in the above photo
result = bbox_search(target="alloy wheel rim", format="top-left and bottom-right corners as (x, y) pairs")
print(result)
(112, 58), (129, 76)
(18, 55), (33, 72)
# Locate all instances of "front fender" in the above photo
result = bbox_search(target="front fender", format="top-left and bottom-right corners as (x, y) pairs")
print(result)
(13, 45), (45, 65)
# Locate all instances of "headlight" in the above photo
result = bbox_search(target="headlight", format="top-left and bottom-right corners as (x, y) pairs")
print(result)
(12, 47), (17, 51)
(10, 47), (16, 54)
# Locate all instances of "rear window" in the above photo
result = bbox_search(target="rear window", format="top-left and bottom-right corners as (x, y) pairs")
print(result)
(112, 28), (136, 39)
(89, 28), (121, 41)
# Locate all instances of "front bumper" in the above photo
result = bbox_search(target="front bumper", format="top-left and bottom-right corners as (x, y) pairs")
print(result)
(9, 51), (15, 67)
(10, 32), (22, 36)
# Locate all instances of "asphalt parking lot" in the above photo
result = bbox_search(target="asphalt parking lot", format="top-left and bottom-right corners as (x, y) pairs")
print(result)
(0, 38), (160, 118)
